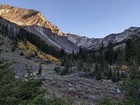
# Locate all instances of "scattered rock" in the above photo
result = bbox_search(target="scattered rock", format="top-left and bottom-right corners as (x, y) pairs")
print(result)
(116, 89), (121, 93)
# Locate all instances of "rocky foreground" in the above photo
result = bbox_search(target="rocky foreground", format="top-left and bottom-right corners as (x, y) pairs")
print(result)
(41, 67), (123, 105)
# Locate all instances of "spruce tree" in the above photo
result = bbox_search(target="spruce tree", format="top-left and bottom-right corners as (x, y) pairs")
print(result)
(125, 39), (136, 62)
(77, 60), (84, 71)
(106, 42), (115, 65)
(86, 55), (93, 67)
(94, 63), (102, 80)
(107, 66), (112, 79)
(111, 70), (120, 82)
(60, 60), (70, 75)
(37, 63), (42, 75)
(23, 35), (27, 46)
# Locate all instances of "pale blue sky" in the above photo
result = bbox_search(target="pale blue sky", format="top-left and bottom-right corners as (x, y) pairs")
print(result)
(0, 0), (140, 38)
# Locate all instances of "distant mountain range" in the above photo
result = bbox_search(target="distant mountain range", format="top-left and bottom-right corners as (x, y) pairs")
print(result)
(0, 4), (140, 53)
(66, 27), (140, 50)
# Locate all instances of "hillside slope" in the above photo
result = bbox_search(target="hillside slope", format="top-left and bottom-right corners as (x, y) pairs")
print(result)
(0, 5), (79, 54)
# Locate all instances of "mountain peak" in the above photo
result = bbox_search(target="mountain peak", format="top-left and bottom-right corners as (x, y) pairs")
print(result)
(127, 26), (138, 31)
(0, 4), (64, 36)
(0, 4), (14, 9)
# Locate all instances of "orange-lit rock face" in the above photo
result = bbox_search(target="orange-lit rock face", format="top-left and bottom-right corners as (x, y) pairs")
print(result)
(0, 5), (64, 36)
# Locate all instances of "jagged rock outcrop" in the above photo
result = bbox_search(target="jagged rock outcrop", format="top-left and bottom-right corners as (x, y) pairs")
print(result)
(66, 33), (102, 49)
(0, 4), (79, 53)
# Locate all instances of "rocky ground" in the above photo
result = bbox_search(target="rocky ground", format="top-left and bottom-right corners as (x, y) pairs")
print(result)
(0, 34), (124, 105)
(41, 65), (124, 105)
(0, 35), (40, 77)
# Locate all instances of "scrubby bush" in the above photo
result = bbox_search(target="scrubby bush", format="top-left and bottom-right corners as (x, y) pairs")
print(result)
(60, 68), (69, 75)
(19, 51), (24, 56)
(37, 63), (42, 75)
(98, 98), (114, 105)
(54, 67), (61, 74)
(54, 66), (69, 76)
(46, 97), (71, 105)
(11, 46), (16, 52)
